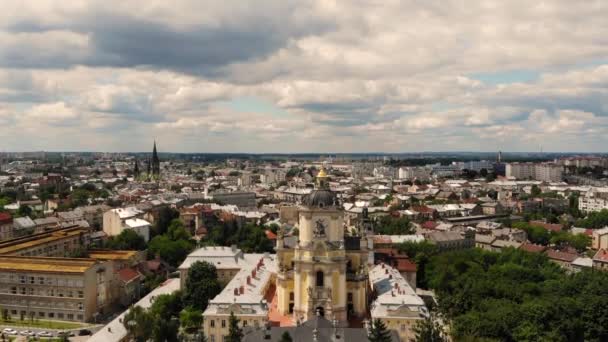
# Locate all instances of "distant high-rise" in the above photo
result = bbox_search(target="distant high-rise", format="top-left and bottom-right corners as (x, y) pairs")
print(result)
(498, 151), (502, 163)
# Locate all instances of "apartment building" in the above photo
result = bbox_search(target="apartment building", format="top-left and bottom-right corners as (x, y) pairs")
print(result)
(0, 256), (113, 322)
(506, 162), (563, 182)
(506, 163), (535, 180)
(534, 163), (563, 182)
(398, 167), (431, 181)
(579, 190), (608, 212)
(0, 226), (90, 257)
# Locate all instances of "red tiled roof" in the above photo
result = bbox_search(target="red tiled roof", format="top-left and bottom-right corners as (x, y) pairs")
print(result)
(519, 243), (546, 254)
(372, 237), (393, 245)
(422, 221), (438, 229)
(265, 230), (277, 240)
(374, 248), (397, 256)
(546, 249), (577, 263)
(396, 258), (417, 273)
(0, 212), (12, 224)
(593, 249), (608, 262)
(530, 220), (563, 232)
(118, 267), (142, 283)
(412, 206), (435, 213)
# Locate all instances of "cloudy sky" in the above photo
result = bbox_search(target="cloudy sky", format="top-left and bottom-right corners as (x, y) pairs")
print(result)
(1, 1), (607, 153)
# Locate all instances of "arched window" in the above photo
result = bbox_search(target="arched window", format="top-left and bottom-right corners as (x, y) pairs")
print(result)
(316, 271), (324, 287)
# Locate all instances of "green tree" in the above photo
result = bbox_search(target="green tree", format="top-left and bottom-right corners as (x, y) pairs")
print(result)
(154, 207), (180, 236)
(279, 331), (293, 342)
(152, 317), (179, 342)
(368, 319), (392, 342)
(414, 315), (446, 342)
(226, 311), (243, 342)
(149, 292), (183, 319)
(530, 185), (541, 197)
(16, 205), (32, 218)
(148, 234), (194, 267)
(180, 306), (203, 334)
(124, 306), (154, 342)
(183, 261), (222, 311)
(106, 229), (147, 250)
(375, 216), (414, 235)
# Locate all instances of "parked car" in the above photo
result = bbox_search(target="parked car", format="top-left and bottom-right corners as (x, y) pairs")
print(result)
(2, 328), (17, 335)
(37, 331), (54, 337)
(78, 329), (92, 336)
(19, 330), (35, 336)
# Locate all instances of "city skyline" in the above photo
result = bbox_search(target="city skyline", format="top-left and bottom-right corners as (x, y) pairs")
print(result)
(1, 1), (607, 153)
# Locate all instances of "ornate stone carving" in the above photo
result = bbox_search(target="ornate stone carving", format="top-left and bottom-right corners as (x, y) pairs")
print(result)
(314, 219), (327, 237)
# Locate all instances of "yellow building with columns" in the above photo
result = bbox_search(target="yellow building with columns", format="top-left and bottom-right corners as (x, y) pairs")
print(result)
(276, 168), (370, 325)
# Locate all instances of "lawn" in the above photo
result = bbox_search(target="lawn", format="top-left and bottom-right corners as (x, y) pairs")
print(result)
(0, 318), (84, 330)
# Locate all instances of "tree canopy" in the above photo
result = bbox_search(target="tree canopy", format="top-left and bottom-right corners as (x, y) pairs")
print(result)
(183, 261), (222, 311)
(576, 209), (608, 228)
(374, 215), (414, 235)
(227, 311), (243, 342)
(105, 229), (147, 250)
(368, 319), (392, 342)
(425, 248), (608, 341)
(148, 219), (195, 267)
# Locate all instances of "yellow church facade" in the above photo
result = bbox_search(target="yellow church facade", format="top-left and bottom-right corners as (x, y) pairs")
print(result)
(275, 170), (370, 325)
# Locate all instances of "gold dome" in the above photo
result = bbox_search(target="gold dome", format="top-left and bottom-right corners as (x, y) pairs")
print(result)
(317, 167), (328, 178)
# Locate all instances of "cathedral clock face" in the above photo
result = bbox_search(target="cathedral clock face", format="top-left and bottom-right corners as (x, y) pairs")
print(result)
(314, 219), (327, 237)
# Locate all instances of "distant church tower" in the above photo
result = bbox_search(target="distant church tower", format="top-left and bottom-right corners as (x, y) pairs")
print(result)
(151, 141), (161, 177)
(133, 159), (140, 178)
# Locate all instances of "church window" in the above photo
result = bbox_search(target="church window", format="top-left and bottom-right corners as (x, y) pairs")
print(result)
(316, 271), (324, 287)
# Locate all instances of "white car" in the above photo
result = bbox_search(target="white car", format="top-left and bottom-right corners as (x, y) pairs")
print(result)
(37, 331), (54, 337)
(20, 330), (35, 336)
(2, 328), (18, 335)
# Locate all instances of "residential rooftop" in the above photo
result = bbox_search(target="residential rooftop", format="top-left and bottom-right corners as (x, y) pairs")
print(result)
(0, 226), (88, 255)
(0, 255), (97, 274)
(88, 249), (139, 261)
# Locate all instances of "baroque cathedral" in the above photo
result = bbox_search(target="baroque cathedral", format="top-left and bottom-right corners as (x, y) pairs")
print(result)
(275, 168), (370, 326)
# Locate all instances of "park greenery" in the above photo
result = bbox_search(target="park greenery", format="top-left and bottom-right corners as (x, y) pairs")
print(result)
(512, 222), (591, 252)
(374, 215), (415, 235)
(575, 208), (608, 228)
(148, 219), (196, 267)
(105, 229), (147, 250)
(425, 248), (608, 341)
(203, 218), (274, 254)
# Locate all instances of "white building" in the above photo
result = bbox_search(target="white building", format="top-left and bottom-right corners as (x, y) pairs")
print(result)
(369, 263), (429, 342)
(506, 163), (535, 179)
(102, 207), (151, 242)
(579, 189), (608, 213)
(398, 167), (432, 180)
(178, 247), (275, 342)
(535, 163), (563, 182)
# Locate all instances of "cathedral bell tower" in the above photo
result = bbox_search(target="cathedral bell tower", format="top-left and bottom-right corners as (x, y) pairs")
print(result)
(276, 167), (369, 327)
(293, 167), (348, 323)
